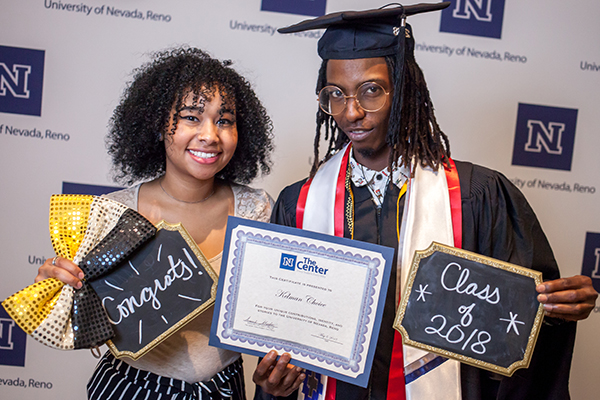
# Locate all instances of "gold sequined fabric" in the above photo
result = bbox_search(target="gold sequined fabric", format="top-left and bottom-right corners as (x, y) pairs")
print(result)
(31, 285), (75, 349)
(2, 278), (64, 335)
(25, 196), (127, 349)
(2, 194), (157, 351)
(49, 194), (94, 260)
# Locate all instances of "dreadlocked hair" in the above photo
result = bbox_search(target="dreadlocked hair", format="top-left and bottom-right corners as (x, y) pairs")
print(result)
(310, 49), (450, 178)
(387, 46), (451, 173)
(106, 47), (273, 186)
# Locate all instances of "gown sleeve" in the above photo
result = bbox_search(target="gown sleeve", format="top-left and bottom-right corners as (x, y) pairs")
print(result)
(269, 179), (307, 227)
(254, 179), (309, 400)
(455, 161), (576, 400)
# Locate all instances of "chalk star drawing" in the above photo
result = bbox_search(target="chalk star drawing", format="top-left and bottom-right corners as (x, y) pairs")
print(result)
(416, 284), (432, 302)
(499, 312), (525, 335)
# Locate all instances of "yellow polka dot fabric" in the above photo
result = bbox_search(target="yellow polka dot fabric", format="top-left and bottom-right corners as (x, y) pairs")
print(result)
(31, 285), (75, 349)
(49, 194), (94, 261)
(1, 194), (152, 350)
(2, 278), (64, 335)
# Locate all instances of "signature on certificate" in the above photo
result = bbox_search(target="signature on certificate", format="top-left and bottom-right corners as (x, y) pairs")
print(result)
(244, 316), (277, 331)
(312, 333), (343, 345)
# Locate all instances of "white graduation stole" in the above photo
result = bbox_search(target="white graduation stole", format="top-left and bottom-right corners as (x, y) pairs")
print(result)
(298, 145), (462, 400)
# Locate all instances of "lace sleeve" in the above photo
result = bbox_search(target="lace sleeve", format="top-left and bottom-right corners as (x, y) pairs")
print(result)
(232, 184), (274, 223)
(101, 185), (139, 210)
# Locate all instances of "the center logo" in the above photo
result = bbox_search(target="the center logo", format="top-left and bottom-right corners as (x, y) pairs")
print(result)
(279, 254), (328, 275)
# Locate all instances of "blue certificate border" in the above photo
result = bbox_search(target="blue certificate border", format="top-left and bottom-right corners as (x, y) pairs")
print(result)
(209, 216), (394, 388)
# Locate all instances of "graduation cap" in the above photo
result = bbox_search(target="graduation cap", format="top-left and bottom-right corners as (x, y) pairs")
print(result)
(278, 2), (450, 60)
(279, 3), (451, 152)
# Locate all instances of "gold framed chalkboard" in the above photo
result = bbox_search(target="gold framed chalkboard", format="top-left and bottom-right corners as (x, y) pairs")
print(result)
(393, 242), (545, 377)
(90, 221), (218, 360)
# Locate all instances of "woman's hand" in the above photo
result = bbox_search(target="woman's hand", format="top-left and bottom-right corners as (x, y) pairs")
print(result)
(253, 350), (305, 397)
(35, 256), (84, 289)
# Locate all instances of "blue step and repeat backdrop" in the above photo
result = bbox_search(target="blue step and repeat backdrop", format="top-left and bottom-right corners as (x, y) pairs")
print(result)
(1, 1), (598, 399)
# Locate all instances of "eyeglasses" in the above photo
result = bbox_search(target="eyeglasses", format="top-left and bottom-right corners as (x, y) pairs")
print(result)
(318, 81), (390, 116)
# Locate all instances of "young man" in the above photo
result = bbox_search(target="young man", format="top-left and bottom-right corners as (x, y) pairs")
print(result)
(254, 3), (597, 399)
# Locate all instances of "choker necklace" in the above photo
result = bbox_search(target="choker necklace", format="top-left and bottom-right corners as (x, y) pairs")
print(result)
(159, 180), (215, 204)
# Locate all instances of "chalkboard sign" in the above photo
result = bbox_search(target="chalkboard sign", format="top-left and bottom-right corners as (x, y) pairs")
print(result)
(394, 242), (544, 376)
(89, 221), (217, 360)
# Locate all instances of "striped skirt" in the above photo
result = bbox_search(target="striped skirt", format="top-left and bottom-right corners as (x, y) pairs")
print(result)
(87, 352), (246, 400)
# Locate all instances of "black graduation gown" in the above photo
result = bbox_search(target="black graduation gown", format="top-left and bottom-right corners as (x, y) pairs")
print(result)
(255, 160), (576, 400)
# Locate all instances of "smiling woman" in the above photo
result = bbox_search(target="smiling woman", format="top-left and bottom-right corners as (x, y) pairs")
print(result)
(34, 47), (278, 400)
(163, 90), (239, 193)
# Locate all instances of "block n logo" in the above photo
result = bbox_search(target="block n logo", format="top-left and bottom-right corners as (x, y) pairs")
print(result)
(512, 103), (577, 171)
(524, 121), (564, 155)
(452, 0), (493, 21)
(0, 319), (16, 350)
(261, 0), (326, 17)
(0, 306), (27, 367)
(440, 0), (505, 39)
(581, 233), (600, 293)
(0, 45), (45, 116)
(0, 63), (31, 98)
(280, 253), (297, 271)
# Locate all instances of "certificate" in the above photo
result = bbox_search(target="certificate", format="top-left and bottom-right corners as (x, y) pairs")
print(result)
(209, 216), (394, 387)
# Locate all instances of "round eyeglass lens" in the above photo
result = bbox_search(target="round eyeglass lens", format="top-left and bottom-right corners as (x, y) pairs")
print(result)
(318, 86), (345, 115)
(357, 82), (388, 111)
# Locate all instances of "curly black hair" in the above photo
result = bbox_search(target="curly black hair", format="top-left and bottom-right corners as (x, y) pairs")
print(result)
(106, 47), (273, 186)
(310, 25), (450, 177)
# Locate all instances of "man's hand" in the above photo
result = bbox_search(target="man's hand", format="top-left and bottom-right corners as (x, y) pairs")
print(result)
(253, 350), (305, 397)
(537, 275), (598, 321)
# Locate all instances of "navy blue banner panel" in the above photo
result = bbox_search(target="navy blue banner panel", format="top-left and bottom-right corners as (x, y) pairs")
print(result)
(0, 45), (45, 117)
